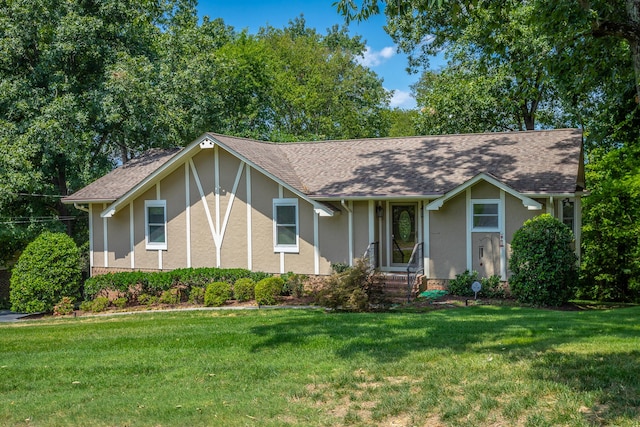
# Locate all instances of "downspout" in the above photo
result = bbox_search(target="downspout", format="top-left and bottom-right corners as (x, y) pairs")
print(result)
(341, 199), (353, 266)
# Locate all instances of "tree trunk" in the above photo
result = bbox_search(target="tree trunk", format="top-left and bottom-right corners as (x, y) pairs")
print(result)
(53, 156), (72, 236)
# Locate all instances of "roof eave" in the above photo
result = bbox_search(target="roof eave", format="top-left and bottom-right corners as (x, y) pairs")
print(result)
(62, 197), (117, 205)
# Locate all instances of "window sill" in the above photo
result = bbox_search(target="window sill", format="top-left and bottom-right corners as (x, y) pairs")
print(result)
(274, 246), (299, 254)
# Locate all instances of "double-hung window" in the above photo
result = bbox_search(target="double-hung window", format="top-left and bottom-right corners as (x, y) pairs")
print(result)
(273, 198), (299, 253)
(472, 201), (500, 231)
(145, 200), (167, 250)
(562, 199), (575, 232)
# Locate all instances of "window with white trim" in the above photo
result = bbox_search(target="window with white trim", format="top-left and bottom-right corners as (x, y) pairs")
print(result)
(562, 199), (575, 232)
(273, 198), (299, 253)
(145, 200), (167, 250)
(472, 201), (500, 231)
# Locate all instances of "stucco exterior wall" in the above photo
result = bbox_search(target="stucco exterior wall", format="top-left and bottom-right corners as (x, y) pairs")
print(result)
(161, 165), (187, 270)
(429, 192), (466, 279)
(189, 149), (217, 268)
(353, 201), (371, 260)
(217, 150), (248, 269)
(278, 189), (315, 274)
(107, 205), (130, 268)
(319, 209), (349, 268)
(249, 167), (280, 273)
(91, 204), (105, 268)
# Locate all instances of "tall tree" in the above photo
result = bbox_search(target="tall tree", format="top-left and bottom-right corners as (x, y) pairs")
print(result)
(0, 0), (197, 265)
(0, 4), (393, 265)
(256, 17), (391, 140)
(337, 0), (640, 300)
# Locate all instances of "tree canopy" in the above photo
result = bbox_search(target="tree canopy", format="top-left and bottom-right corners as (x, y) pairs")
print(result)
(337, 0), (640, 301)
(0, 1), (391, 265)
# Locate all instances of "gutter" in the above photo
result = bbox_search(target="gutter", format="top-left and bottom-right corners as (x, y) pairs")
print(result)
(73, 203), (90, 213)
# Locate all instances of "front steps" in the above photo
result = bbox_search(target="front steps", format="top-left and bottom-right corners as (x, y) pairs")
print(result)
(372, 273), (420, 304)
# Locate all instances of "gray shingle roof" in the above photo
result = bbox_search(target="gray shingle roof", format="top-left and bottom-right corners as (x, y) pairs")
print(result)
(63, 129), (583, 204)
(279, 129), (583, 197)
(63, 148), (181, 203)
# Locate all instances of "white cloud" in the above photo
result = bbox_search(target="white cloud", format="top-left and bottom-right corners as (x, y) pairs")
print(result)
(358, 45), (396, 67)
(389, 89), (415, 109)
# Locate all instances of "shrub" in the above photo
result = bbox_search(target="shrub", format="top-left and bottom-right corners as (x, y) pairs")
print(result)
(447, 270), (479, 297)
(137, 293), (158, 306)
(113, 297), (127, 309)
(79, 300), (93, 312)
(481, 275), (507, 299)
(330, 262), (350, 274)
(83, 268), (272, 300)
(255, 277), (284, 306)
(159, 289), (180, 305)
(281, 273), (306, 297)
(204, 282), (232, 307)
(188, 287), (205, 304)
(233, 278), (255, 302)
(447, 270), (506, 298)
(509, 214), (578, 306)
(315, 259), (376, 311)
(92, 296), (110, 312)
(10, 231), (82, 313)
(53, 297), (75, 316)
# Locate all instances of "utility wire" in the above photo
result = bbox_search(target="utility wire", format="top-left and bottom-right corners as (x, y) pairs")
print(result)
(0, 217), (77, 225)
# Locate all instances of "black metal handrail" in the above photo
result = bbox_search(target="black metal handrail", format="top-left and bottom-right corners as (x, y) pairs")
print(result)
(406, 242), (424, 302)
(392, 238), (404, 263)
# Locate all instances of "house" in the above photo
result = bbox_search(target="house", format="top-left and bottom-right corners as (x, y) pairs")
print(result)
(63, 129), (585, 287)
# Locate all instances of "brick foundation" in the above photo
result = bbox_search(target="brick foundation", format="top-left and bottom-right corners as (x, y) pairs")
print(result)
(91, 267), (163, 276)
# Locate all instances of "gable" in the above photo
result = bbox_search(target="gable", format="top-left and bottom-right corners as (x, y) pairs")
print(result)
(426, 173), (543, 211)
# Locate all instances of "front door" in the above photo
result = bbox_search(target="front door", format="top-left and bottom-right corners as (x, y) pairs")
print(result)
(472, 232), (501, 277)
(391, 204), (417, 265)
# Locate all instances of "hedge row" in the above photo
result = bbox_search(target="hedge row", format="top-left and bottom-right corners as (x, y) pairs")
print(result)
(84, 267), (272, 300)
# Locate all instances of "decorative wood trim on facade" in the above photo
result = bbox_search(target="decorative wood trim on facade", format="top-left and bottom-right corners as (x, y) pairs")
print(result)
(63, 130), (585, 279)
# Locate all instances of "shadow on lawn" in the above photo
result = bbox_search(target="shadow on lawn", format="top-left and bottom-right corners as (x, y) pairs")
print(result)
(530, 350), (640, 423)
(249, 307), (640, 424)
(249, 307), (639, 362)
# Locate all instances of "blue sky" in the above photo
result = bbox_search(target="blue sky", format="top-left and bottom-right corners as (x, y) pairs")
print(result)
(196, 0), (437, 109)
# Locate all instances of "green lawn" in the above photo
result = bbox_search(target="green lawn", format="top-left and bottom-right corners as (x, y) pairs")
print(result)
(1, 306), (639, 426)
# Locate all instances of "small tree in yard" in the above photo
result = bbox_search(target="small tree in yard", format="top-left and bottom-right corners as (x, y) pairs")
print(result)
(10, 232), (82, 313)
(509, 214), (577, 306)
(316, 259), (378, 311)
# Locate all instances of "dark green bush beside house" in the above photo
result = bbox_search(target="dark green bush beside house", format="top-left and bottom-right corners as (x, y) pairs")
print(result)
(255, 277), (284, 305)
(509, 214), (578, 306)
(204, 282), (232, 307)
(10, 232), (82, 313)
(83, 267), (271, 301)
(233, 278), (256, 302)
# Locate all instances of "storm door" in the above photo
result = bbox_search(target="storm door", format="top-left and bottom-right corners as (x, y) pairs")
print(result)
(470, 201), (502, 278)
(391, 204), (417, 265)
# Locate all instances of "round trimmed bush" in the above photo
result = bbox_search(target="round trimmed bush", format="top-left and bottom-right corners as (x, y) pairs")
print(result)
(10, 231), (82, 313)
(254, 277), (284, 306)
(233, 278), (256, 302)
(509, 214), (578, 306)
(204, 281), (232, 307)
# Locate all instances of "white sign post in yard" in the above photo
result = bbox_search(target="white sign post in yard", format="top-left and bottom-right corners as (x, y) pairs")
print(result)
(471, 281), (481, 300)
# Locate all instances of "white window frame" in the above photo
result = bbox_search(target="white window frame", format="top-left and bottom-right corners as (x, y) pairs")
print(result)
(561, 198), (575, 233)
(273, 198), (299, 253)
(471, 199), (500, 232)
(145, 200), (167, 250)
